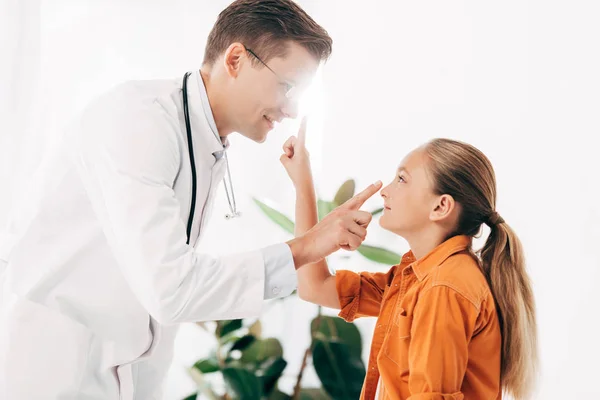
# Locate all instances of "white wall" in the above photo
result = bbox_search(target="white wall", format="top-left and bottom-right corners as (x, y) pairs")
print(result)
(315, 1), (600, 398)
(1, 1), (599, 399)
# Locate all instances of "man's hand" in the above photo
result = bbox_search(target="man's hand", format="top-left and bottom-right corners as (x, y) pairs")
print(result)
(288, 181), (383, 268)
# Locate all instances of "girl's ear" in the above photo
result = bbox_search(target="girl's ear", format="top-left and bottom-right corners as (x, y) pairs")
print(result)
(430, 194), (455, 222)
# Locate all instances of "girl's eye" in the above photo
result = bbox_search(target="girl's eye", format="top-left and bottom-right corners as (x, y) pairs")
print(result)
(398, 175), (406, 183)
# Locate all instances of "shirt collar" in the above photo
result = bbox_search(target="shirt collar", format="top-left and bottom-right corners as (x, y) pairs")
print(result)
(187, 70), (229, 159)
(403, 235), (472, 281)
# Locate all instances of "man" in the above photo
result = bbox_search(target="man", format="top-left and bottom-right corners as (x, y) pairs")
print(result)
(0, 1), (378, 399)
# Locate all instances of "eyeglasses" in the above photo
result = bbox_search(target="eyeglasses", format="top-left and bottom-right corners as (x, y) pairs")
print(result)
(245, 46), (296, 99)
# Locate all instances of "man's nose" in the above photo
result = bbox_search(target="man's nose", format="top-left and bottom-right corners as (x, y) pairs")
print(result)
(281, 98), (299, 120)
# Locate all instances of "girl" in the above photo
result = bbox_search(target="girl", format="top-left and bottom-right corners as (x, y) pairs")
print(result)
(280, 126), (538, 400)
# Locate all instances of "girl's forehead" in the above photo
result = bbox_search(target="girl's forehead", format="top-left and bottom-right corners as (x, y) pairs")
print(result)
(398, 148), (427, 170)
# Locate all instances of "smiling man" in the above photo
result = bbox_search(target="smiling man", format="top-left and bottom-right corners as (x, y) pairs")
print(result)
(0, 1), (378, 399)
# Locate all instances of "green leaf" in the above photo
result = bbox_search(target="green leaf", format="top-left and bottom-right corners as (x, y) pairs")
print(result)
(333, 179), (356, 206)
(299, 388), (332, 400)
(371, 207), (384, 216)
(182, 393), (198, 400)
(310, 316), (362, 359)
(257, 357), (288, 395)
(269, 389), (292, 400)
(240, 338), (284, 364)
(231, 335), (257, 352)
(253, 198), (295, 235)
(312, 340), (366, 400)
(221, 337), (245, 361)
(193, 357), (220, 374)
(217, 319), (243, 338)
(357, 244), (401, 265)
(317, 200), (335, 221)
(222, 366), (263, 400)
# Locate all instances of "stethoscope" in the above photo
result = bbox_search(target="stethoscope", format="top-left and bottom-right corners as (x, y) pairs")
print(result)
(182, 71), (241, 244)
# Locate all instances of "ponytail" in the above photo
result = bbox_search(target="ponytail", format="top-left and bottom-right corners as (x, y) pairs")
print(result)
(480, 221), (538, 399)
(424, 138), (539, 398)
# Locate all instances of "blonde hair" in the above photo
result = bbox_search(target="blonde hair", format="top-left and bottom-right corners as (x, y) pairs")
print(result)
(424, 138), (538, 399)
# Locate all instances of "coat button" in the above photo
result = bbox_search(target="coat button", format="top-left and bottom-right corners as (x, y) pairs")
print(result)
(272, 287), (281, 295)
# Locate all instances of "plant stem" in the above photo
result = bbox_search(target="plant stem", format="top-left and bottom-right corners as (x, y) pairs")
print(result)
(292, 347), (311, 399)
(291, 305), (324, 399)
(216, 338), (225, 368)
(188, 368), (221, 400)
(196, 321), (210, 332)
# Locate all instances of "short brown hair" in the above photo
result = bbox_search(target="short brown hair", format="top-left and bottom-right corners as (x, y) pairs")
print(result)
(203, 0), (332, 66)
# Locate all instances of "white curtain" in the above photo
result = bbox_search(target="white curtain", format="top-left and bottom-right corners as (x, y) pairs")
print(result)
(0, 0), (40, 227)
(1, 1), (599, 399)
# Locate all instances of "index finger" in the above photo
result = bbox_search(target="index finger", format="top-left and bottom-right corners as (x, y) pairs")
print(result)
(341, 181), (383, 210)
(297, 116), (308, 146)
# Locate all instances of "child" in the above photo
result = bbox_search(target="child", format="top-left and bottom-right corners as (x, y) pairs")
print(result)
(280, 124), (538, 400)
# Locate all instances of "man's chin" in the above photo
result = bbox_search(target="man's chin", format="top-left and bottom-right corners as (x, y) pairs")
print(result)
(250, 128), (270, 143)
(236, 128), (269, 143)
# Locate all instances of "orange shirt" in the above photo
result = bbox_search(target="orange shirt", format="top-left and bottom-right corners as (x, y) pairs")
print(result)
(336, 235), (502, 400)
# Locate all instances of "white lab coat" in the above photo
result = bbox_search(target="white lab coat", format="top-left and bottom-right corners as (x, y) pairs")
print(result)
(0, 71), (296, 399)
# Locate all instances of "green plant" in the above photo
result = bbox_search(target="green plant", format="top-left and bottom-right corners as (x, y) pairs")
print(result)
(184, 179), (400, 400)
(185, 318), (288, 400)
(184, 310), (365, 400)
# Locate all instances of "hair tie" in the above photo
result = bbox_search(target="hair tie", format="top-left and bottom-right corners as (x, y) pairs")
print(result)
(486, 211), (505, 226)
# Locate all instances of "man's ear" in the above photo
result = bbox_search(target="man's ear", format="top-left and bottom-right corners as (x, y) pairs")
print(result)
(222, 42), (246, 78)
(429, 194), (456, 222)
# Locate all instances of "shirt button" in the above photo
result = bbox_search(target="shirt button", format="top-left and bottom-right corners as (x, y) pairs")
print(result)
(272, 287), (281, 295)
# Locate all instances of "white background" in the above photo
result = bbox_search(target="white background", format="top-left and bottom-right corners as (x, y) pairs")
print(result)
(1, 0), (599, 398)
